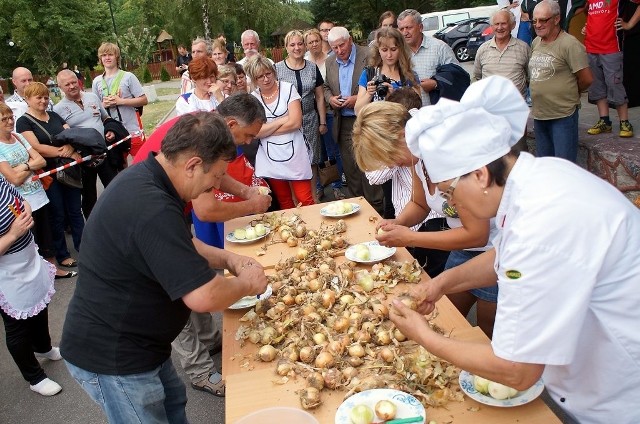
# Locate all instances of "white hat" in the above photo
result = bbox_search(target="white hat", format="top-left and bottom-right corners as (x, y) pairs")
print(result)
(405, 76), (529, 183)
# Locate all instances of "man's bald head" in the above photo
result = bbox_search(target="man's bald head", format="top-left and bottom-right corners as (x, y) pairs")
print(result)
(11, 67), (34, 96)
(57, 69), (81, 100)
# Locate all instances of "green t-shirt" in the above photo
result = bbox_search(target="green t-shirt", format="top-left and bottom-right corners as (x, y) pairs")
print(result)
(529, 32), (589, 120)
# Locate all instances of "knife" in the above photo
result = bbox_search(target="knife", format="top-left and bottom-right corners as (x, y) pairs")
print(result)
(374, 416), (424, 424)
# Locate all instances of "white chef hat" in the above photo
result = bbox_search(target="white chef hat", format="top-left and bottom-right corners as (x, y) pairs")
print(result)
(405, 76), (529, 183)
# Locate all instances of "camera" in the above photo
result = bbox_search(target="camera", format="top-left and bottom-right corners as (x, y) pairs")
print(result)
(372, 74), (392, 98)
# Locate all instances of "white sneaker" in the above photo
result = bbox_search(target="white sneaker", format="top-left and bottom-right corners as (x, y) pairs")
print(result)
(30, 378), (62, 396)
(35, 347), (62, 361)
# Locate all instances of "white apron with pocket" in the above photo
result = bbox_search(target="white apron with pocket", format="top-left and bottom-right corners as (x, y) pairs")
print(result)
(253, 81), (312, 181)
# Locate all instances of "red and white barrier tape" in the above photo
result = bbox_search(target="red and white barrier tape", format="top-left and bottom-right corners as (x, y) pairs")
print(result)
(31, 131), (143, 181)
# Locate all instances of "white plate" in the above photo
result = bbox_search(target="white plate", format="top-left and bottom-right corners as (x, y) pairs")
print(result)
(226, 227), (271, 244)
(335, 388), (425, 424)
(320, 202), (360, 218)
(459, 370), (545, 407)
(228, 285), (273, 310)
(345, 241), (396, 264)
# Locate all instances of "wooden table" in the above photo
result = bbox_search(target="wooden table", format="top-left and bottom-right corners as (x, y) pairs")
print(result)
(222, 197), (561, 424)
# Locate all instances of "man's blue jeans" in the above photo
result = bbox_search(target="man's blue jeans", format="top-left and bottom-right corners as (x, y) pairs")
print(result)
(65, 359), (188, 424)
(534, 108), (579, 163)
(46, 179), (84, 263)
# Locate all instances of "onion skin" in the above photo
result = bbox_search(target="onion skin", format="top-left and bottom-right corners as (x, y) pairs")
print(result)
(299, 387), (322, 410)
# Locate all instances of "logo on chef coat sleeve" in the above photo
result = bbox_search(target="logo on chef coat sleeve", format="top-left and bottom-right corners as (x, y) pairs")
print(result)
(505, 270), (522, 279)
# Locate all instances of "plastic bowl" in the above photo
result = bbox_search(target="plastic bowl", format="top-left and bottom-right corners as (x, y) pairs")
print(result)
(234, 407), (319, 424)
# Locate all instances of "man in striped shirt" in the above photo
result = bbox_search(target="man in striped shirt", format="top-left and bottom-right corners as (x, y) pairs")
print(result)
(473, 9), (531, 97)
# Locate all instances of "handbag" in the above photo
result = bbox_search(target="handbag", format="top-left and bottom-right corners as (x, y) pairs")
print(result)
(13, 133), (53, 190)
(318, 159), (340, 186)
(22, 113), (83, 188)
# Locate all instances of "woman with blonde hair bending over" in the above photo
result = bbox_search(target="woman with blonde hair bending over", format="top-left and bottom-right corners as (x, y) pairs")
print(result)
(244, 55), (314, 209)
(352, 100), (499, 338)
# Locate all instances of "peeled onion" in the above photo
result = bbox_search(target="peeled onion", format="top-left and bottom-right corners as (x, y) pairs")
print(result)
(349, 404), (374, 424)
(374, 399), (397, 420)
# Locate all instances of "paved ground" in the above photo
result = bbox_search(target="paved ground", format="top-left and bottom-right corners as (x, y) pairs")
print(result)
(2, 69), (638, 424)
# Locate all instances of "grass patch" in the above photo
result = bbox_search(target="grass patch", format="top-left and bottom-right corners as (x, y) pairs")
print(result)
(141, 100), (175, 136)
(156, 87), (181, 97)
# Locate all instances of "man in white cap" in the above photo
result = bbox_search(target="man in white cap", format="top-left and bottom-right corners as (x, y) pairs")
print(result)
(390, 75), (640, 424)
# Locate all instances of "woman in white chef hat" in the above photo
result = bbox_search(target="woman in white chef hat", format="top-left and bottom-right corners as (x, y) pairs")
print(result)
(389, 76), (640, 424)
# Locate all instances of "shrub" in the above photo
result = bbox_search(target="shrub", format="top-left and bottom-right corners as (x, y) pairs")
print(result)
(160, 66), (171, 82)
(143, 67), (153, 83)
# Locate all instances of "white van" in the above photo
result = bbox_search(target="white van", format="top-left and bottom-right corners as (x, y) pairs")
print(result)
(421, 5), (500, 36)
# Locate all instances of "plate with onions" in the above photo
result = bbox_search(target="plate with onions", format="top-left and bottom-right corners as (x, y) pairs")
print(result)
(459, 370), (545, 407)
(335, 388), (425, 424)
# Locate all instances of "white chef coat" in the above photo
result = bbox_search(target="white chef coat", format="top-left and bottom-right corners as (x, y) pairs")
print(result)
(491, 152), (640, 424)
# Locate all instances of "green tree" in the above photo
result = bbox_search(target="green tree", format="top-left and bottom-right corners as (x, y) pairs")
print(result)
(118, 27), (156, 69)
(0, 0), (109, 76)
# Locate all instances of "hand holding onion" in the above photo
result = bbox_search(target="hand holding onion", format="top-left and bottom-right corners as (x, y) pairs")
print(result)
(375, 223), (411, 248)
(389, 296), (432, 345)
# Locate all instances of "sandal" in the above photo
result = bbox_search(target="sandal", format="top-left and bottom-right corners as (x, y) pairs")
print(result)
(60, 258), (78, 267)
(55, 271), (78, 280)
(191, 372), (225, 397)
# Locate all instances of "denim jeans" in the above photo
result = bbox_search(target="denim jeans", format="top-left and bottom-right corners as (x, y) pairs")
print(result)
(46, 179), (84, 263)
(517, 21), (533, 45)
(319, 113), (343, 189)
(445, 250), (498, 302)
(65, 359), (189, 424)
(534, 108), (579, 163)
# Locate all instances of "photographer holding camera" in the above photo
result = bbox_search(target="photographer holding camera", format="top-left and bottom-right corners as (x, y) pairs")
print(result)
(355, 27), (421, 115)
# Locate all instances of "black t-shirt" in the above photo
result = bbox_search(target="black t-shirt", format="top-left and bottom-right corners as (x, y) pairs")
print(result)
(61, 154), (217, 375)
(16, 111), (67, 170)
(176, 53), (192, 75)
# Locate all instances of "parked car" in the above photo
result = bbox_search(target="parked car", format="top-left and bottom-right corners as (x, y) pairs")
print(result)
(467, 26), (495, 60)
(421, 5), (498, 36)
(433, 17), (491, 62)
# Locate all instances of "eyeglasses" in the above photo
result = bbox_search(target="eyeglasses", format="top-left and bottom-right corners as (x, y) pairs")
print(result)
(255, 71), (274, 81)
(219, 79), (237, 86)
(441, 176), (461, 202)
(1, 115), (15, 123)
(532, 16), (554, 25)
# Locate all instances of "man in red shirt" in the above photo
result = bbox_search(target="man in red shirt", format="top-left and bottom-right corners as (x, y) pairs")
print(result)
(583, 0), (639, 137)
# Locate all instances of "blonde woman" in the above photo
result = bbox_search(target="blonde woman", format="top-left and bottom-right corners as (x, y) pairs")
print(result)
(352, 101), (498, 338)
(244, 55), (314, 209)
(276, 30), (330, 202)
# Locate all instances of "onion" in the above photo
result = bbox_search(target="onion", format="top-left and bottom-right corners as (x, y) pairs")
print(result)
(282, 346), (299, 362)
(299, 346), (315, 363)
(348, 344), (365, 358)
(280, 229), (292, 240)
(349, 404), (374, 424)
(357, 273), (374, 292)
(379, 347), (394, 363)
(301, 304), (315, 316)
(247, 330), (261, 344)
(307, 269), (318, 280)
(314, 351), (335, 368)
(340, 294), (354, 305)
(354, 329), (371, 343)
(375, 330), (392, 346)
(342, 366), (358, 380)
(261, 326), (276, 344)
(258, 345), (277, 362)
(322, 289), (336, 308)
(320, 239), (332, 251)
(296, 248), (309, 260)
(327, 340), (344, 356)
(299, 386), (321, 410)
(276, 359), (293, 376)
(318, 263), (331, 273)
(307, 372), (324, 390)
(286, 236), (298, 247)
(282, 293), (295, 306)
(393, 328), (407, 342)
(307, 278), (321, 292)
(295, 224), (307, 238)
(374, 400), (397, 420)
(312, 333), (326, 345)
(348, 356), (364, 367)
(323, 367), (343, 389)
(307, 230), (317, 238)
(396, 293), (418, 311)
(332, 235), (346, 248)
(371, 302), (389, 318)
(333, 317), (349, 333)
(295, 293), (307, 305)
